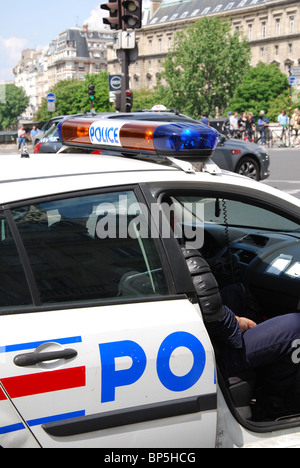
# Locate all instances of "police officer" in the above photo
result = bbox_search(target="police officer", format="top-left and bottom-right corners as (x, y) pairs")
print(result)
(182, 247), (300, 419)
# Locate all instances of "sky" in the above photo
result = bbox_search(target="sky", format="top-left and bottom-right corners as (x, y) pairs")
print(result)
(0, 0), (110, 81)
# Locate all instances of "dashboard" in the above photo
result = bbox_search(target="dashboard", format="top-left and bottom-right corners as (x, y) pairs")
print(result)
(202, 224), (300, 317)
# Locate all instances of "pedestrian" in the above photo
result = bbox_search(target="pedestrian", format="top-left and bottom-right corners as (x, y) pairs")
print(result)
(238, 112), (247, 140)
(200, 113), (209, 126)
(30, 125), (39, 144)
(257, 110), (269, 145)
(245, 112), (255, 142)
(229, 111), (239, 137)
(292, 108), (300, 146)
(18, 126), (27, 151)
(222, 111), (231, 136)
(277, 109), (289, 144)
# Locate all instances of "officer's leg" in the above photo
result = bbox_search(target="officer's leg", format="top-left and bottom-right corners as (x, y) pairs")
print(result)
(243, 313), (300, 397)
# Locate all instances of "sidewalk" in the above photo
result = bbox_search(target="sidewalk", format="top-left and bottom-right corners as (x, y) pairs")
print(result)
(0, 144), (34, 154)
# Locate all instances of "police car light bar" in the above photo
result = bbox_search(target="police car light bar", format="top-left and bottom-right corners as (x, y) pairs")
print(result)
(57, 118), (218, 158)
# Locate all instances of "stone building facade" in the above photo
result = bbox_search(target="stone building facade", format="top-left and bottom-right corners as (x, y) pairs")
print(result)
(14, 27), (113, 119)
(107, 0), (300, 91)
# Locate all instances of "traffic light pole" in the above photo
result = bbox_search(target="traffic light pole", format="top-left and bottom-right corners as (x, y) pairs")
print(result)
(101, 0), (141, 112)
(121, 49), (130, 113)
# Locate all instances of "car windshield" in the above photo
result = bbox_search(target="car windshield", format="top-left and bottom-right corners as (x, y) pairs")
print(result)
(43, 123), (59, 139)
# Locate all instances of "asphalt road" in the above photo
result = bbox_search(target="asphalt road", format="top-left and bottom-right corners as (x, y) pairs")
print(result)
(262, 147), (300, 199)
(0, 145), (299, 199)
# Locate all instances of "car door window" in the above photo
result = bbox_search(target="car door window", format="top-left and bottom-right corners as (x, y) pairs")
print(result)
(176, 196), (300, 231)
(0, 211), (33, 310)
(11, 190), (169, 306)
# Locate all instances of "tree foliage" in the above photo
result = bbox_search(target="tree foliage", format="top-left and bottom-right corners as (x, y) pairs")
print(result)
(155, 16), (251, 119)
(35, 72), (113, 121)
(131, 88), (160, 111)
(0, 84), (29, 130)
(227, 62), (289, 117)
(267, 89), (292, 122)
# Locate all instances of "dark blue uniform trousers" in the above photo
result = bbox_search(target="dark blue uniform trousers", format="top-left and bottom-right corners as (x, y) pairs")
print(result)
(209, 285), (300, 397)
(242, 313), (300, 396)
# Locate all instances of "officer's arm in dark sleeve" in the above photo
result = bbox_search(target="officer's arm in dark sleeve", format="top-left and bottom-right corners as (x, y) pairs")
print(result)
(182, 247), (243, 349)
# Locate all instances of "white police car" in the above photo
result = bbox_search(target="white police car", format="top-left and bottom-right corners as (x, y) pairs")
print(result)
(0, 117), (300, 449)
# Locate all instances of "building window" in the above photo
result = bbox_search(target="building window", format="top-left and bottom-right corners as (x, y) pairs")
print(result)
(275, 45), (279, 55)
(213, 5), (222, 13)
(159, 16), (168, 23)
(290, 16), (295, 33)
(158, 38), (162, 52)
(148, 39), (152, 53)
(262, 22), (267, 38)
(248, 24), (253, 40)
(285, 63), (292, 75)
(260, 47), (265, 58)
(276, 18), (281, 36)
(289, 43), (293, 54)
(147, 74), (153, 89)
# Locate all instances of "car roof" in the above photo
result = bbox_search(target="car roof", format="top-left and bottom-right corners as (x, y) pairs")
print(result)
(0, 152), (176, 204)
(0, 152), (299, 208)
(107, 111), (197, 122)
(57, 111), (198, 123)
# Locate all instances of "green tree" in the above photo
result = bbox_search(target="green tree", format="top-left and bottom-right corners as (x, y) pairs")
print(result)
(155, 16), (251, 119)
(132, 88), (160, 111)
(35, 72), (113, 120)
(0, 84), (29, 130)
(227, 62), (289, 117)
(267, 89), (291, 122)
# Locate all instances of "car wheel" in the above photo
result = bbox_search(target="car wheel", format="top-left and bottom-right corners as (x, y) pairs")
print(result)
(236, 157), (260, 181)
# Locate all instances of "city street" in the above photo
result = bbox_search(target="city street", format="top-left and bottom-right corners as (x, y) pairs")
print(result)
(0, 145), (299, 198)
(262, 147), (300, 199)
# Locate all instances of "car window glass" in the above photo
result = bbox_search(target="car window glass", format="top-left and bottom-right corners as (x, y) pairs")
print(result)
(12, 191), (169, 306)
(0, 211), (33, 311)
(43, 123), (59, 139)
(176, 196), (300, 232)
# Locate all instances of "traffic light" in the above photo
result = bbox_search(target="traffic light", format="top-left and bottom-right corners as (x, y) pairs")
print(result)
(100, 1), (121, 30)
(121, 0), (142, 30)
(88, 84), (95, 101)
(125, 89), (133, 112)
(114, 91), (121, 112)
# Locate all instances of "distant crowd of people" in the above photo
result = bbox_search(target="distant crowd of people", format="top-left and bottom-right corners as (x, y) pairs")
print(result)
(274, 108), (300, 146)
(200, 108), (300, 147)
(222, 110), (269, 144)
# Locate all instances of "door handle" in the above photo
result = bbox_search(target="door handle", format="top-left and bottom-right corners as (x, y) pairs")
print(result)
(14, 348), (78, 367)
